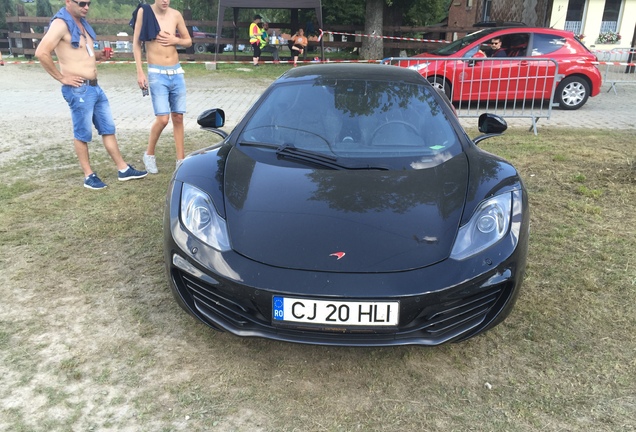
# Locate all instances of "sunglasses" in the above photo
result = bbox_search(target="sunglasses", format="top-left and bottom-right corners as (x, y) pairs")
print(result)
(491, 41), (501, 45)
(72, 0), (91, 7)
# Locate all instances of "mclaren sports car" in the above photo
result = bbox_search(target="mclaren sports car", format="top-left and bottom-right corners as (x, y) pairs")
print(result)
(164, 63), (529, 346)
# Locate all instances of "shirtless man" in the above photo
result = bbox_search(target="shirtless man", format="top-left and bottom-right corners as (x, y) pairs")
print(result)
(132, 0), (191, 173)
(35, 0), (147, 190)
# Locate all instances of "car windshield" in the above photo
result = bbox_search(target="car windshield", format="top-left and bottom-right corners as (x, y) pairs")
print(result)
(238, 78), (461, 167)
(432, 28), (498, 56)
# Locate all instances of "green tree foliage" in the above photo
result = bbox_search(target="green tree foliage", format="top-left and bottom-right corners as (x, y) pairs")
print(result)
(322, 0), (365, 26)
(35, 0), (54, 32)
(36, 0), (53, 18)
(1, 0), (16, 29)
(387, 0), (448, 26)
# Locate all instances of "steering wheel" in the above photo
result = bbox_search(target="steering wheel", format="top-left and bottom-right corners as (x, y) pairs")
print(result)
(371, 121), (420, 144)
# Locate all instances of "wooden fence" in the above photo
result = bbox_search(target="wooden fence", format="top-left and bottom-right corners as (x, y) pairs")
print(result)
(1, 15), (476, 62)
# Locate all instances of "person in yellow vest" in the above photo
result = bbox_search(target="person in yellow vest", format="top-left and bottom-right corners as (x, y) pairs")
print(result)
(249, 14), (262, 66)
(260, 22), (280, 63)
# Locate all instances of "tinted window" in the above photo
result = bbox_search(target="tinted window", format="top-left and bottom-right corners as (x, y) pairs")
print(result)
(433, 28), (499, 56)
(240, 80), (461, 166)
(531, 34), (566, 56)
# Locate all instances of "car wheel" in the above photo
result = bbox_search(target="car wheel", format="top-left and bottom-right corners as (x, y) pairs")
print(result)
(427, 76), (451, 100)
(555, 76), (590, 110)
(194, 43), (207, 54)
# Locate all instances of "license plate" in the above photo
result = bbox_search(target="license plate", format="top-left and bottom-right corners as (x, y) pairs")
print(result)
(272, 296), (399, 326)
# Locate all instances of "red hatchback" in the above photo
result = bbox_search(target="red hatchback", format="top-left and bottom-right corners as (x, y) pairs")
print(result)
(398, 27), (602, 110)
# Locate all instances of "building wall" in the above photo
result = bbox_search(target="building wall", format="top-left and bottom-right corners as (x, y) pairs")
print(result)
(447, 0), (635, 50)
(550, 0), (636, 50)
(446, 0), (550, 31)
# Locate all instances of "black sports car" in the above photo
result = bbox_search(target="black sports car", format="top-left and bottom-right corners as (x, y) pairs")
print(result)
(164, 63), (529, 346)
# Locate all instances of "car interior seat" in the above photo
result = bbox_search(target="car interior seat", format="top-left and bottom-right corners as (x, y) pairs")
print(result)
(506, 34), (529, 57)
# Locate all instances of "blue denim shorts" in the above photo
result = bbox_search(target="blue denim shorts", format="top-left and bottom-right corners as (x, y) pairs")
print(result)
(61, 83), (116, 143)
(147, 64), (187, 116)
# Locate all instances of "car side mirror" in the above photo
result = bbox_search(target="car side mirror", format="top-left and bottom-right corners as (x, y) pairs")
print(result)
(478, 113), (507, 133)
(197, 108), (228, 139)
(198, 108), (225, 128)
(473, 113), (507, 144)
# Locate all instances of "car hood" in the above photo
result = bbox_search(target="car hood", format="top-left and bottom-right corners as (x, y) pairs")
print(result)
(223, 148), (469, 273)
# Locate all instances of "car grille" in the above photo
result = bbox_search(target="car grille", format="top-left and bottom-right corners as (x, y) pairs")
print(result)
(173, 268), (509, 343)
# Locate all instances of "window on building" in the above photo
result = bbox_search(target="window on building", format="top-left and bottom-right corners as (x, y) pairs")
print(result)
(565, 0), (585, 35)
(601, 0), (622, 33)
(482, 0), (492, 21)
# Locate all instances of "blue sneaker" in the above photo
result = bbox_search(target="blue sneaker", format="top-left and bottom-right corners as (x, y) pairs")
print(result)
(84, 173), (107, 190)
(118, 164), (148, 181)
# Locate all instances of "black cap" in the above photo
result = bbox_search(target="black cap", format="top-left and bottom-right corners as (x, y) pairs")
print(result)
(254, 14), (262, 20)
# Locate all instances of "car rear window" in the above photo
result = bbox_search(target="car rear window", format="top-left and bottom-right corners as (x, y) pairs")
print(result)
(531, 33), (567, 56)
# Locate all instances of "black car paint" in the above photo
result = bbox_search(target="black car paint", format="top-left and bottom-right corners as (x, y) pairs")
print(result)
(164, 64), (529, 346)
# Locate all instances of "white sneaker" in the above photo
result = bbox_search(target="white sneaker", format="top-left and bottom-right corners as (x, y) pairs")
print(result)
(143, 152), (158, 174)
(176, 159), (184, 169)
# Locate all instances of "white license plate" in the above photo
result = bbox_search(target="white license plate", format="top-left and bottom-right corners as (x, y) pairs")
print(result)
(272, 296), (399, 326)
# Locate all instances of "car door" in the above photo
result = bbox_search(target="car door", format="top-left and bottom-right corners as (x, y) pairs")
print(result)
(455, 33), (530, 102)
(523, 32), (566, 99)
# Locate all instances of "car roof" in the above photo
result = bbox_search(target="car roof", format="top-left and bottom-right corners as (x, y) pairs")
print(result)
(474, 21), (527, 28)
(278, 63), (428, 86)
(473, 26), (575, 37)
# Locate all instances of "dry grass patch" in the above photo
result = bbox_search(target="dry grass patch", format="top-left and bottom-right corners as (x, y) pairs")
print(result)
(1, 127), (635, 431)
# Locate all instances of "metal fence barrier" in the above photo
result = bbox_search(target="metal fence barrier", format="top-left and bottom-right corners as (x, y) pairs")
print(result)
(594, 49), (636, 94)
(383, 57), (560, 134)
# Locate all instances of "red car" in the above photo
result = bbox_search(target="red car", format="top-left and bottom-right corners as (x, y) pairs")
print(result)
(398, 27), (602, 110)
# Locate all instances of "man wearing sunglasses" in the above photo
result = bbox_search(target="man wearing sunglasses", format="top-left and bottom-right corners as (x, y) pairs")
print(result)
(476, 37), (507, 58)
(487, 37), (507, 57)
(131, 0), (192, 174)
(35, 0), (147, 190)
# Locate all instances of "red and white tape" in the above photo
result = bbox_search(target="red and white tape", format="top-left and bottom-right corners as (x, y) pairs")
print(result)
(317, 29), (450, 44)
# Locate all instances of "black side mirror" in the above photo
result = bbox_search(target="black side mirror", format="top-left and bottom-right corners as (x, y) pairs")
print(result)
(478, 113), (507, 134)
(197, 109), (225, 128)
(473, 113), (507, 145)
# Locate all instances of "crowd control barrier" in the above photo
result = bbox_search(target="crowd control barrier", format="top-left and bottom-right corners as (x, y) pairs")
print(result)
(594, 49), (636, 94)
(383, 57), (560, 134)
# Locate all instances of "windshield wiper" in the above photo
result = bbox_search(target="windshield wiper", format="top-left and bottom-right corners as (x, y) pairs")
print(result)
(240, 141), (343, 169)
(239, 142), (389, 170)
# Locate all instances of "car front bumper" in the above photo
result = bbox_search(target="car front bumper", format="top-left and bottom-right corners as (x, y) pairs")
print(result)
(164, 184), (529, 347)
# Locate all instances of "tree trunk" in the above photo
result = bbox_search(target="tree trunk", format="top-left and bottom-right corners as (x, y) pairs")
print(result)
(360, 0), (383, 60)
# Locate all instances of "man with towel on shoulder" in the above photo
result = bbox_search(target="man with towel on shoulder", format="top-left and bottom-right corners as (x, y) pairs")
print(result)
(35, 0), (148, 190)
(131, 0), (191, 173)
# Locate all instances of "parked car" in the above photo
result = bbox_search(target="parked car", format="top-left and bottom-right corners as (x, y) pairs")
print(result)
(163, 63), (529, 347)
(191, 26), (225, 54)
(176, 26), (225, 54)
(398, 27), (602, 110)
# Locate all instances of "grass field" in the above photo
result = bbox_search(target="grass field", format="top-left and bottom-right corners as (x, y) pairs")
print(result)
(0, 102), (635, 430)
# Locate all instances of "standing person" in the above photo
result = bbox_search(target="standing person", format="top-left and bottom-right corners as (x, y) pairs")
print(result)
(131, 0), (192, 174)
(35, 0), (147, 190)
(249, 14), (262, 66)
(260, 22), (279, 63)
(289, 28), (307, 67)
(0, 50), (4, 66)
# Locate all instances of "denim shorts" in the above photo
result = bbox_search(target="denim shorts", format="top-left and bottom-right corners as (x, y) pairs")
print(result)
(148, 64), (187, 116)
(61, 83), (116, 143)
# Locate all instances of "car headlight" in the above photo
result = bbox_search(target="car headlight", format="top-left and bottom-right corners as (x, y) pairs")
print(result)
(450, 192), (513, 261)
(180, 183), (231, 252)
